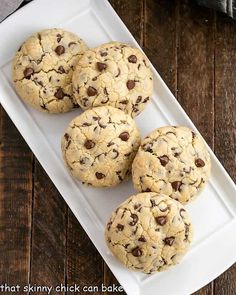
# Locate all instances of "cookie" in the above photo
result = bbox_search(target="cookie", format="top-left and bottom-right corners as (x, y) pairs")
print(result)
(61, 106), (141, 187)
(72, 42), (153, 117)
(13, 28), (88, 113)
(132, 126), (211, 204)
(105, 192), (193, 274)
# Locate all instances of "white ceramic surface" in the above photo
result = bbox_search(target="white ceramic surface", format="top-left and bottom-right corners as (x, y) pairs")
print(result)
(0, 1), (236, 294)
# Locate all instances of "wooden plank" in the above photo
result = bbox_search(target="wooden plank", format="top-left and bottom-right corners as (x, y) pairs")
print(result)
(66, 211), (104, 295)
(145, 0), (177, 95)
(213, 11), (236, 295)
(177, 1), (214, 294)
(0, 107), (32, 289)
(177, 0), (214, 147)
(30, 161), (67, 294)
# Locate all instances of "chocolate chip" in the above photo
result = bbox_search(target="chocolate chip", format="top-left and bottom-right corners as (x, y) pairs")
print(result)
(134, 203), (141, 210)
(119, 132), (129, 141)
(125, 169), (131, 176)
(132, 106), (139, 113)
(131, 247), (142, 257)
(129, 214), (138, 226)
(40, 104), (47, 110)
(56, 34), (62, 42)
(87, 86), (97, 96)
(155, 216), (167, 226)
(97, 62), (107, 71)
(195, 158), (205, 167)
(136, 96), (142, 103)
(73, 103), (79, 109)
(117, 224), (124, 231)
(37, 81), (43, 87)
(143, 97), (150, 103)
(58, 66), (65, 73)
(84, 140), (95, 149)
(82, 122), (92, 127)
(145, 147), (153, 153)
(150, 199), (156, 207)
(79, 158), (87, 165)
(159, 155), (169, 166)
(55, 45), (65, 55)
(171, 181), (182, 192)
(138, 236), (146, 242)
(164, 236), (175, 246)
(92, 116), (100, 121)
(107, 141), (114, 147)
(82, 97), (89, 107)
(107, 222), (112, 231)
(54, 88), (65, 99)
(120, 100), (128, 104)
(125, 243), (130, 248)
(95, 172), (105, 179)
(116, 171), (123, 182)
(64, 133), (70, 141)
(24, 67), (34, 79)
(184, 225), (190, 241)
(100, 52), (107, 56)
(126, 80), (135, 90)
(128, 55), (137, 63)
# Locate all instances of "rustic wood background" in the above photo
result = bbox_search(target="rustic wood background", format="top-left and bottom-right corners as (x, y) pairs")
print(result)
(0, 0), (236, 294)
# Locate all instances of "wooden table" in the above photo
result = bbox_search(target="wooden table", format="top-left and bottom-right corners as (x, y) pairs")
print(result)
(0, 0), (235, 294)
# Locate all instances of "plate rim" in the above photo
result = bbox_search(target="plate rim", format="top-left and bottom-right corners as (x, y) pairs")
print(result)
(0, 0), (236, 294)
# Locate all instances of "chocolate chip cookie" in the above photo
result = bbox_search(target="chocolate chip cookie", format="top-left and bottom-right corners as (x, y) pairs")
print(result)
(105, 192), (193, 274)
(13, 28), (88, 113)
(61, 106), (141, 187)
(132, 126), (211, 204)
(72, 42), (153, 117)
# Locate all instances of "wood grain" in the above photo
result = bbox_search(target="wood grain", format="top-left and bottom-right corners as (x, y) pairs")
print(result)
(0, 107), (32, 289)
(145, 0), (177, 95)
(66, 210), (103, 295)
(177, 0), (215, 147)
(30, 161), (67, 294)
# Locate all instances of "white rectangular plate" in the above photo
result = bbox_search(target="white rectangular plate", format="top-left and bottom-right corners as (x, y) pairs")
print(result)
(0, 0), (236, 294)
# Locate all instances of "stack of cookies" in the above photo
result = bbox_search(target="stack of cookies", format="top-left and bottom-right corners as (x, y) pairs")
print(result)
(12, 28), (211, 275)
